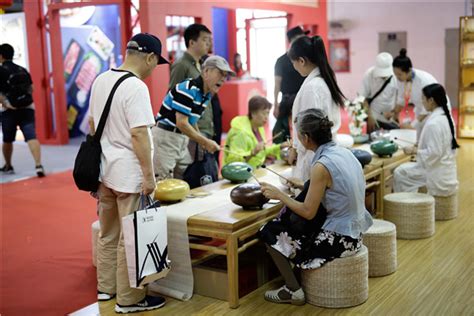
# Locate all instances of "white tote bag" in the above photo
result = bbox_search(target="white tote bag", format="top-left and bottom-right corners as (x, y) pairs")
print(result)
(122, 195), (170, 288)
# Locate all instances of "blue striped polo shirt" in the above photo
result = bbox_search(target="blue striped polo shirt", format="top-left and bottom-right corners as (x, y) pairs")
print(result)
(156, 76), (211, 127)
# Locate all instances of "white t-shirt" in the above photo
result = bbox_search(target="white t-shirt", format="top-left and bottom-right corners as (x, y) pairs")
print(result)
(90, 69), (155, 193)
(359, 67), (397, 123)
(291, 67), (341, 181)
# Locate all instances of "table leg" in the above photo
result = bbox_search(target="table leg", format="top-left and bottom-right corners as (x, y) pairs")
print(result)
(226, 234), (239, 308)
(377, 172), (384, 218)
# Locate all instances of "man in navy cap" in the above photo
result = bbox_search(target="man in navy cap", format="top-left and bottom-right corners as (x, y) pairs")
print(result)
(88, 33), (169, 313)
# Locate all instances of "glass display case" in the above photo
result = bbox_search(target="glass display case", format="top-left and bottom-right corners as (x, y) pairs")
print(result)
(459, 16), (474, 138)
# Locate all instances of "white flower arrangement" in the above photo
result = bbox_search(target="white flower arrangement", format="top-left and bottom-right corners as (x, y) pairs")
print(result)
(344, 95), (368, 136)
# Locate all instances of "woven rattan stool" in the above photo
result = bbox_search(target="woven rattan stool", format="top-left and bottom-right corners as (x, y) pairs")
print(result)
(363, 219), (397, 277)
(434, 192), (458, 220)
(301, 245), (368, 308)
(384, 193), (435, 239)
(91, 220), (100, 267)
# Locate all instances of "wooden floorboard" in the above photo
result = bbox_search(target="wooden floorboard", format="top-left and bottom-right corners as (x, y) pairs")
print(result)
(72, 139), (474, 316)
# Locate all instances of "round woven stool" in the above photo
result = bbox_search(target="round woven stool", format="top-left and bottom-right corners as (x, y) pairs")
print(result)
(301, 245), (368, 308)
(434, 192), (458, 220)
(363, 219), (397, 277)
(384, 193), (435, 239)
(91, 220), (100, 267)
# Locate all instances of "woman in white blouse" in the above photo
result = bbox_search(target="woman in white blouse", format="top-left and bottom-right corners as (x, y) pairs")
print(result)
(394, 83), (459, 196)
(392, 49), (450, 139)
(287, 36), (345, 182)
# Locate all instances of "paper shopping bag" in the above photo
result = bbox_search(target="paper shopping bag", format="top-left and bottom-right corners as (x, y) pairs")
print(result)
(122, 196), (170, 288)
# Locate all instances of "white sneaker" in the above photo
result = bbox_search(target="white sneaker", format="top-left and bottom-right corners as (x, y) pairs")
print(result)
(264, 285), (305, 305)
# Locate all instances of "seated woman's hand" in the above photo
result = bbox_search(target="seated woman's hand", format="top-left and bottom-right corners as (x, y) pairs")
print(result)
(287, 147), (297, 165)
(253, 142), (265, 155)
(260, 182), (283, 200)
(286, 177), (304, 190)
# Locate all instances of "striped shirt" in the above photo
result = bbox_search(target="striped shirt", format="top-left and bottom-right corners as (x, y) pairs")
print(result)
(156, 76), (211, 127)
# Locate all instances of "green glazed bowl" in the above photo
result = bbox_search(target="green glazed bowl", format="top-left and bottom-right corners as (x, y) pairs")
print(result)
(370, 139), (399, 157)
(221, 162), (253, 183)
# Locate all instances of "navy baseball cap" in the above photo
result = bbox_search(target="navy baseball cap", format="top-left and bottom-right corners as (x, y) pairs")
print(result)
(127, 33), (169, 65)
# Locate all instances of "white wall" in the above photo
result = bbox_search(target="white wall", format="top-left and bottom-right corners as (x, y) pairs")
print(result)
(328, 0), (468, 100)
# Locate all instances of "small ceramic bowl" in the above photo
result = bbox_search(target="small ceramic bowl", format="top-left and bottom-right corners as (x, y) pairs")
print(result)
(221, 162), (253, 183)
(154, 179), (190, 202)
(230, 183), (269, 210)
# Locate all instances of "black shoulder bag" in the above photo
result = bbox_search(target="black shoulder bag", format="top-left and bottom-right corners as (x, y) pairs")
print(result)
(183, 143), (218, 189)
(73, 72), (135, 192)
(366, 75), (392, 105)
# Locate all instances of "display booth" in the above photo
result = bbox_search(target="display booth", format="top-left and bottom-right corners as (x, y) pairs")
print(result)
(22, 0), (132, 144)
(19, 0), (326, 144)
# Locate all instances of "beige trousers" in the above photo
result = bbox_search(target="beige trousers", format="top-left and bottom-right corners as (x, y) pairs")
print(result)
(152, 126), (192, 180)
(96, 184), (146, 305)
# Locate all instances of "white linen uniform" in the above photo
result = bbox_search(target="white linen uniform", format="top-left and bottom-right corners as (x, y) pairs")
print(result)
(359, 67), (397, 124)
(291, 67), (341, 181)
(393, 107), (458, 196)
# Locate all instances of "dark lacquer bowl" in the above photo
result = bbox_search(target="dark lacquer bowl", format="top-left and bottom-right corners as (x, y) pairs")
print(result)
(230, 183), (269, 210)
(350, 149), (373, 167)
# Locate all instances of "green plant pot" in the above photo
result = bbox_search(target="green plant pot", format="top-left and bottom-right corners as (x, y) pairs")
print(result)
(221, 162), (253, 183)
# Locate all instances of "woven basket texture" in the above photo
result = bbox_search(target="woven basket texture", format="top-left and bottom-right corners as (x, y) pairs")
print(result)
(434, 192), (458, 220)
(302, 245), (368, 308)
(384, 193), (434, 239)
(363, 219), (397, 277)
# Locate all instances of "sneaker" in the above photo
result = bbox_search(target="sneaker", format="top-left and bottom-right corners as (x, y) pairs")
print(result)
(264, 285), (305, 306)
(115, 295), (165, 314)
(97, 291), (116, 301)
(35, 165), (45, 177)
(0, 165), (14, 174)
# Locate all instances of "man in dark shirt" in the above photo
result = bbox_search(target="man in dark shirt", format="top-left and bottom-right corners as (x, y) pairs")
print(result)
(0, 43), (45, 177)
(272, 26), (308, 144)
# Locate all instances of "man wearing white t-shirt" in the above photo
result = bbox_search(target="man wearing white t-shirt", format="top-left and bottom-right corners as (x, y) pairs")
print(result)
(359, 52), (399, 133)
(89, 33), (169, 314)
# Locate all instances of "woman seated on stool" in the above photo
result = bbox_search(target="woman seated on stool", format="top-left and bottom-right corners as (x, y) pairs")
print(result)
(394, 83), (459, 196)
(224, 95), (288, 168)
(258, 108), (373, 305)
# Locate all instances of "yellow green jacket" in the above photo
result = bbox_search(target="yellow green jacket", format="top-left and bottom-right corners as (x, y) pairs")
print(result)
(224, 116), (280, 168)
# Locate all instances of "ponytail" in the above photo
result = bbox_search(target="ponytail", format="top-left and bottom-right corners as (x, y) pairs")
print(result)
(288, 36), (346, 107)
(422, 84), (460, 150)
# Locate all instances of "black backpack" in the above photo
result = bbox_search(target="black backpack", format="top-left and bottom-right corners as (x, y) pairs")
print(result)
(4, 65), (33, 108)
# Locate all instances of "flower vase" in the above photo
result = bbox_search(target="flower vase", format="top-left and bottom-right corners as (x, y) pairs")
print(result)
(349, 122), (369, 144)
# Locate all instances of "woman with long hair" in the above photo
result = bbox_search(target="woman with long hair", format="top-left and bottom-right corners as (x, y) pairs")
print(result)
(394, 83), (459, 196)
(287, 35), (345, 182)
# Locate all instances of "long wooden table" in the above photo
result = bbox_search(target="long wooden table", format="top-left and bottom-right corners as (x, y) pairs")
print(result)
(185, 158), (392, 308)
(187, 164), (289, 308)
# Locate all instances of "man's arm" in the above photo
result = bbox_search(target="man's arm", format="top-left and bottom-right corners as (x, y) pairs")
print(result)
(273, 75), (282, 118)
(131, 126), (156, 195)
(175, 112), (220, 153)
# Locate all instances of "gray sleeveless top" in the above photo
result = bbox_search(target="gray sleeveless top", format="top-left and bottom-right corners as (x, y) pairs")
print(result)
(312, 142), (373, 238)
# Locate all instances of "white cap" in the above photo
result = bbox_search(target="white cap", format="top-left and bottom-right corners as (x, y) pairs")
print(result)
(202, 55), (236, 76)
(373, 52), (393, 77)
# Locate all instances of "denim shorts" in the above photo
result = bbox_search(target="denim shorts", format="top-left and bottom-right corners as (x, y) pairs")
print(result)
(1, 108), (37, 142)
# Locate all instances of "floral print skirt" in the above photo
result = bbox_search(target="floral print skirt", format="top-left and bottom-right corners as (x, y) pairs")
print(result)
(258, 181), (362, 270)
